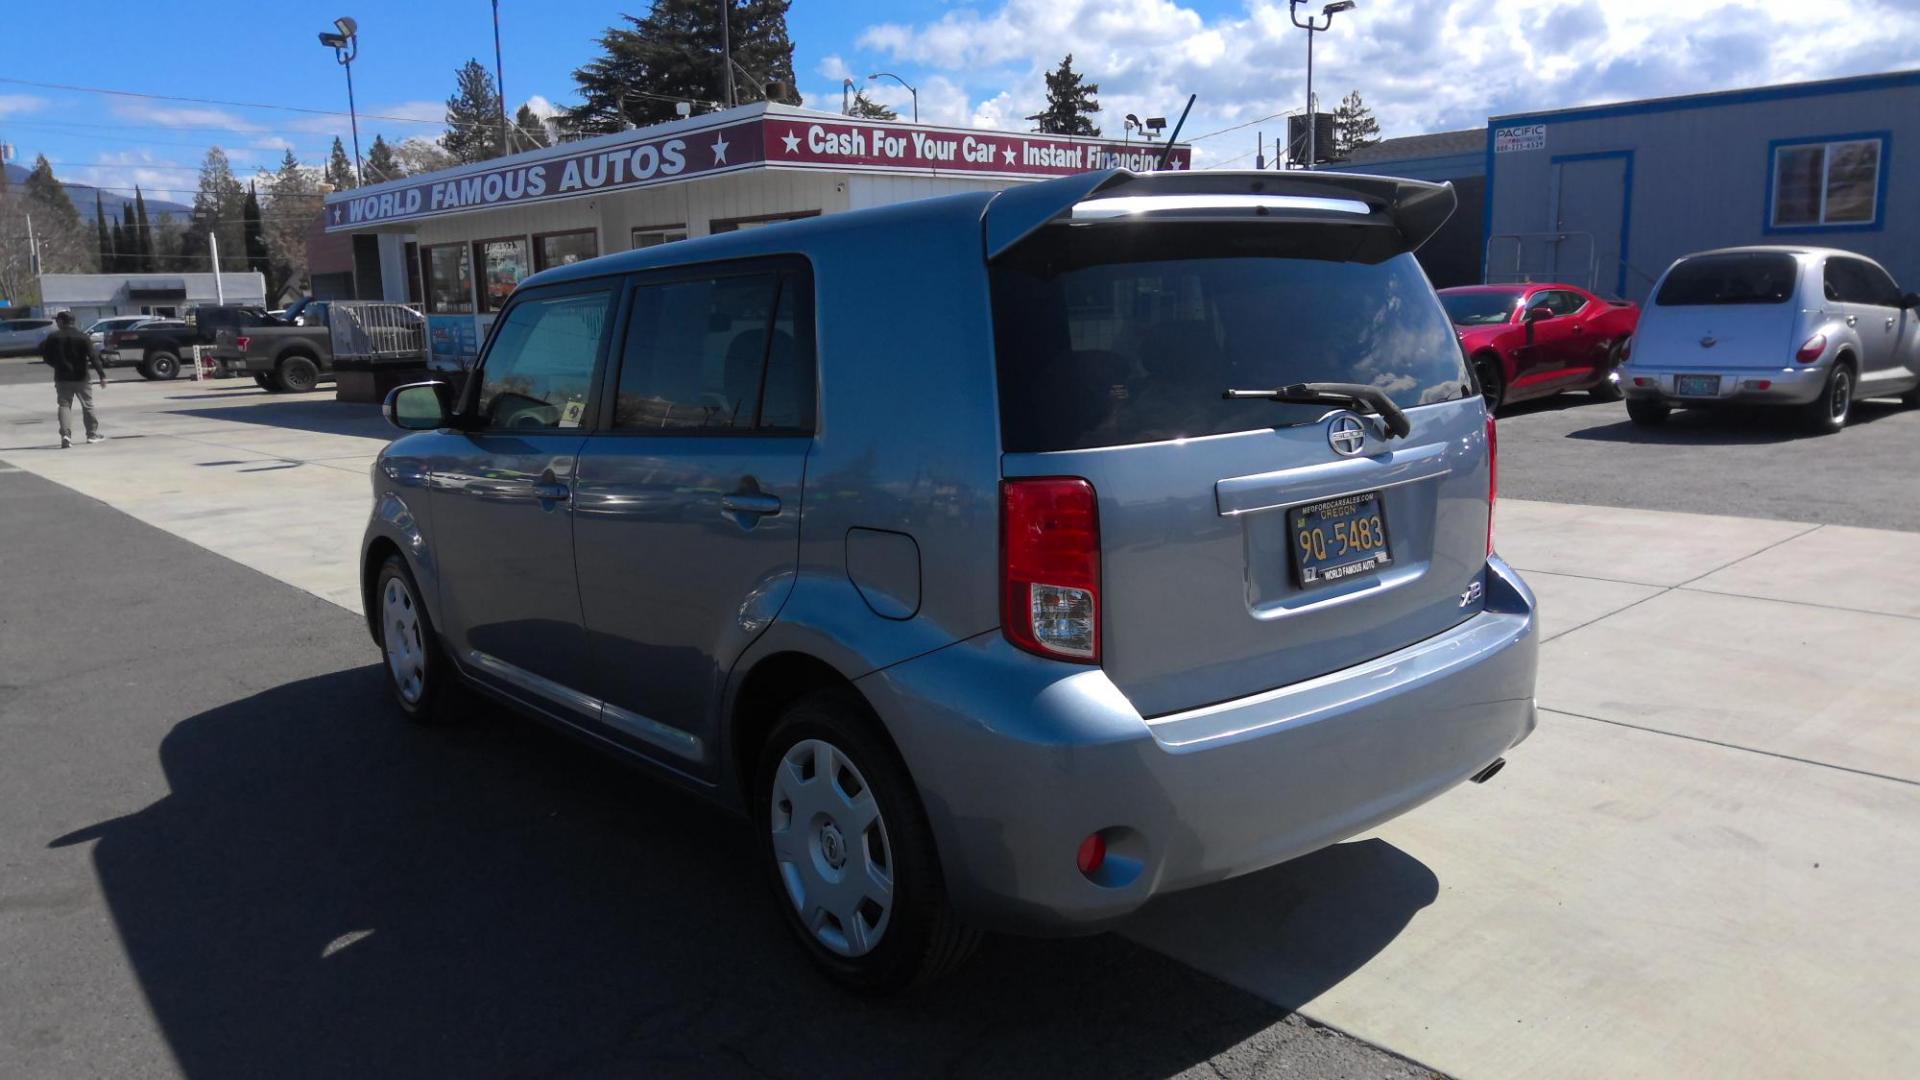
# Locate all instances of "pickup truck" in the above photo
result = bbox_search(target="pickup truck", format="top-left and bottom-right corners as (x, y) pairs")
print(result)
(104, 306), (284, 380)
(210, 298), (425, 393)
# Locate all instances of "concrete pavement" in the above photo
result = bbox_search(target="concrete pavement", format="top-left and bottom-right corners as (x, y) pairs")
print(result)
(3, 364), (1917, 1077)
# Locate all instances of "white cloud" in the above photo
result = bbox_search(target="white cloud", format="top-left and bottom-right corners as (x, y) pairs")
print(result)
(521, 94), (559, 119)
(64, 151), (200, 202)
(0, 93), (47, 118)
(850, 0), (1920, 166)
(112, 101), (263, 133)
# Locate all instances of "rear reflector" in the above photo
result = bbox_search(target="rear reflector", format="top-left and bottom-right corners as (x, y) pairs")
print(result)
(1743, 379), (1772, 391)
(1002, 478), (1101, 663)
(1796, 333), (1827, 363)
(1076, 833), (1107, 875)
(234, 336), (251, 351)
(1485, 412), (1498, 558)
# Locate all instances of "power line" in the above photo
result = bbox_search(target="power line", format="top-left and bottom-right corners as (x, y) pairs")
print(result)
(0, 75), (444, 127)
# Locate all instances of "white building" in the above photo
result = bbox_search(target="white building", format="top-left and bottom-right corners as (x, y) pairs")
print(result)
(39, 272), (268, 322)
(322, 102), (1189, 369)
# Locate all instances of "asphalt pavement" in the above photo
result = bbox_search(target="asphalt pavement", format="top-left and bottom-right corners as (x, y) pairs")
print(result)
(0, 466), (1426, 1079)
(1495, 390), (1920, 532)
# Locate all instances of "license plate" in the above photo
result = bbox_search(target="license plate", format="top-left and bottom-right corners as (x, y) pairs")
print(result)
(1674, 374), (1721, 397)
(1288, 492), (1392, 589)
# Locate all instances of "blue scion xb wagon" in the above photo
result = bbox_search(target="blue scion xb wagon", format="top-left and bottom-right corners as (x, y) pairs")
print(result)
(365, 168), (1539, 990)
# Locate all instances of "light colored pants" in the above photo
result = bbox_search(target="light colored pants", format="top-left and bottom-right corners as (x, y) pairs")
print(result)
(56, 379), (100, 441)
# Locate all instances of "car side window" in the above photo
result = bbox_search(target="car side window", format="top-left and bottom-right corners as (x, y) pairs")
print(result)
(612, 266), (816, 433)
(471, 289), (613, 431)
(1823, 259), (1876, 305)
(1527, 291), (1580, 318)
(1848, 259), (1901, 308)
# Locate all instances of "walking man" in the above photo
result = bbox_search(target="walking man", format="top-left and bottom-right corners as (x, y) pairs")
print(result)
(40, 310), (108, 449)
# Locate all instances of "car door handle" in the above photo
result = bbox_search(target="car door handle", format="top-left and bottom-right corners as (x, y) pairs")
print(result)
(1846, 315), (1857, 326)
(532, 480), (571, 501)
(720, 492), (782, 515)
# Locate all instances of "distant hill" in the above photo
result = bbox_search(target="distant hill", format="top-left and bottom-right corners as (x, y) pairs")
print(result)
(3, 162), (193, 222)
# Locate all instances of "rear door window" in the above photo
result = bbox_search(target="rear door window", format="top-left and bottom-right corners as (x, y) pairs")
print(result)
(1656, 253), (1797, 306)
(991, 231), (1470, 453)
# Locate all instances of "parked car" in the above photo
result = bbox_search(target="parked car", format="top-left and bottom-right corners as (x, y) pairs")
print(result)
(211, 299), (425, 392)
(0, 317), (57, 358)
(363, 169), (1537, 990)
(104, 305), (283, 379)
(1439, 284), (1640, 411)
(1620, 247), (1920, 432)
(87, 315), (163, 350)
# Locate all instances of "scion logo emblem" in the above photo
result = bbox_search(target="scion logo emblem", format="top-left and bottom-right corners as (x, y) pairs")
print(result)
(1327, 414), (1367, 457)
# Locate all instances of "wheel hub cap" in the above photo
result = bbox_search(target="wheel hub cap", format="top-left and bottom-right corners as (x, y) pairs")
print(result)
(381, 577), (426, 705)
(769, 738), (893, 958)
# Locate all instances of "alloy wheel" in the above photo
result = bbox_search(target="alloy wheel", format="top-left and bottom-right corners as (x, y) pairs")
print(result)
(1829, 368), (1852, 424)
(769, 738), (894, 958)
(382, 576), (427, 704)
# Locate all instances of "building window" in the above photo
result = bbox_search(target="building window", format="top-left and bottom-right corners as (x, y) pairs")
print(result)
(631, 225), (688, 249)
(473, 236), (531, 313)
(423, 243), (474, 315)
(1771, 136), (1884, 229)
(534, 229), (599, 273)
(709, 210), (821, 234)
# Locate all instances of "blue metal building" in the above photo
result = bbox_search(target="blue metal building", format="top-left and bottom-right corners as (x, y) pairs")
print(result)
(1482, 70), (1919, 301)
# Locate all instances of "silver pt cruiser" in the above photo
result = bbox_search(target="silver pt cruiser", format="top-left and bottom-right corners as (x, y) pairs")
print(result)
(363, 168), (1538, 990)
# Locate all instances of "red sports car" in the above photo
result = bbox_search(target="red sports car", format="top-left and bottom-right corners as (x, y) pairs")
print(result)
(1439, 284), (1640, 411)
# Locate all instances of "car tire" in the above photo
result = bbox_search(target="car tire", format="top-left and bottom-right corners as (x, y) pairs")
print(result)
(147, 352), (180, 380)
(373, 554), (453, 724)
(1474, 355), (1505, 414)
(136, 361), (159, 380)
(754, 690), (981, 993)
(1626, 398), (1670, 426)
(252, 373), (274, 390)
(1802, 362), (1853, 435)
(1900, 381), (1920, 408)
(272, 355), (321, 393)
(1590, 342), (1626, 401)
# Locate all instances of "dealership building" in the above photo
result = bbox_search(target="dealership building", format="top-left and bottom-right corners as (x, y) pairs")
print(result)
(320, 102), (1188, 369)
(1342, 69), (1919, 301)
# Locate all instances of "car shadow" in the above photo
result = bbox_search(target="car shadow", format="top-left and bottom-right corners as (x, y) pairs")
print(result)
(165, 400), (392, 441)
(1566, 399), (1907, 445)
(52, 667), (1434, 1078)
(1494, 391), (1614, 419)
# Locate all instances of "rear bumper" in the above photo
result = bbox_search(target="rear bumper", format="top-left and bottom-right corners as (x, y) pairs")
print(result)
(859, 556), (1539, 934)
(1619, 362), (1827, 405)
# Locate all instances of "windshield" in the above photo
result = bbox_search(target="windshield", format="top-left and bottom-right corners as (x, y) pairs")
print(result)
(992, 227), (1472, 453)
(1656, 253), (1798, 306)
(1441, 291), (1521, 326)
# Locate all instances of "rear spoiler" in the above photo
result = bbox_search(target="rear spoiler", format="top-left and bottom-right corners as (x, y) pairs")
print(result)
(983, 168), (1457, 262)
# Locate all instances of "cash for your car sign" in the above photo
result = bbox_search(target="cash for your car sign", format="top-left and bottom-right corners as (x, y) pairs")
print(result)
(325, 105), (1191, 232)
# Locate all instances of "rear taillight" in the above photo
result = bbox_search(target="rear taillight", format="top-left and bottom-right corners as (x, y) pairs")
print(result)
(1795, 333), (1827, 363)
(234, 336), (250, 350)
(1485, 413), (1498, 558)
(1002, 477), (1101, 663)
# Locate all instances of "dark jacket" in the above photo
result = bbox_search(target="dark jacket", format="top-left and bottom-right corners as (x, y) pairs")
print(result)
(40, 327), (106, 383)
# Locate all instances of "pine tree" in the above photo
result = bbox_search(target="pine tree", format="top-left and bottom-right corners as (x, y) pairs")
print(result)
(847, 91), (896, 120)
(118, 203), (138, 273)
(1036, 55), (1101, 136)
(95, 191), (116, 273)
(325, 137), (358, 190)
(1332, 91), (1382, 158)
(264, 149), (321, 301)
(510, 104), (552, 152)
(189, 147), (247, 272)
(21, 156), (94, 273)
(133, 187), (154, 272)
(365, 134), (402, 182)
(564, 0), (801, 134)
(443, 59), (504, 164)
(152, 211), (186, 273)
(243, 182), (271, 289)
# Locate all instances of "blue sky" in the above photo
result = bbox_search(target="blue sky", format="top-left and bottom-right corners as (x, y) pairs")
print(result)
(3, 0), (1917, 200)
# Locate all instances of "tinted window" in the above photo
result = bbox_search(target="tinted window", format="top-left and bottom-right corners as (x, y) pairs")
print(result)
(1536, 290), (1586, 317)
(1837, 258), (1900, 308)
(992, 230), (1471, 453)
(613, 268), (814, 433)
(1441, 291), (1520, 326)
(473, 290), (612, 431)
(1655, 253), (1797, 306)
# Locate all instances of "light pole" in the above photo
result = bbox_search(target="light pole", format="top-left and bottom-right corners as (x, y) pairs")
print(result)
(867, 72), (918, 123)
(318, 16), (362, 185)
(1289, 0), (1353, 169)
(492, 0), (508, 152)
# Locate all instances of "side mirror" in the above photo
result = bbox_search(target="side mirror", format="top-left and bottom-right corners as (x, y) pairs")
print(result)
(384, 381), (452, 431)
(1901, 292), (1920, 310)
(1523, 305), (1552, 323)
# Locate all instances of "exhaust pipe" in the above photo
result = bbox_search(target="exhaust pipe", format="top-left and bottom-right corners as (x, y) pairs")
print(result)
(1470, 758), (1506, 784)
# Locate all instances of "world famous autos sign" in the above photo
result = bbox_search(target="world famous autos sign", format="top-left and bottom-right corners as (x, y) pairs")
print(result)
(325, 112), (1192, 231)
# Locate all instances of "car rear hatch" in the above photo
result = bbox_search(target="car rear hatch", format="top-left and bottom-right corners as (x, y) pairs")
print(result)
(1636, 251), (1803, 369)
(987, 170), (1493, 718)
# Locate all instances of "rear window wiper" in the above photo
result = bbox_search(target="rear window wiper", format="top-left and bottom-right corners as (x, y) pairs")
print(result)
(1223, 382), (1413, 439)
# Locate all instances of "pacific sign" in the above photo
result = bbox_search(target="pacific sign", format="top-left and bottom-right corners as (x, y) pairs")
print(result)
(326, 115), (1191, 231)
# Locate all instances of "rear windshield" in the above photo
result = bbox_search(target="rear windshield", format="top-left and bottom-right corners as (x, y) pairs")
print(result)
(992, 226), (1472, 452)
(1655, 253), (1797, 306)
(1440, 291), (1520, 326)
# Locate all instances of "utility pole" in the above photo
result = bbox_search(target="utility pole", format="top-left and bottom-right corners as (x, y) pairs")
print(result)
(1289, 1), (1354, 170)
(1256, 131), (1265, 170)
(719, 0), (736, 107)
(492, 0), (509, 153)
(209, 233), (225, 303)
(25, 213), (37, 276)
